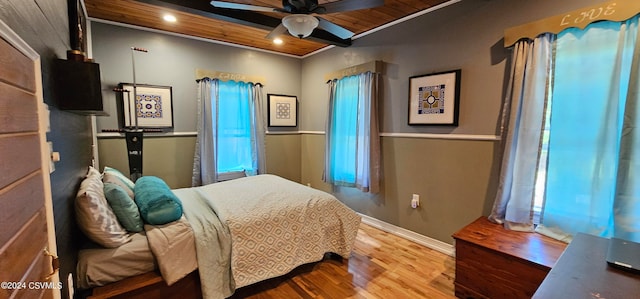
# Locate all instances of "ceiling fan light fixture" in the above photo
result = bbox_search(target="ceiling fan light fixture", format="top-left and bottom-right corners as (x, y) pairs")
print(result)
(282, 14), (319, 38)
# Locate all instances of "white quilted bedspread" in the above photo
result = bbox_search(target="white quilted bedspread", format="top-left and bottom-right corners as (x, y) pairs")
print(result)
(182, 174), (361, 294)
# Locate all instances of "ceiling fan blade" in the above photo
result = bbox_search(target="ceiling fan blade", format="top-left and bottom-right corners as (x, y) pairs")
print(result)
(318, 0), (384, 14)
(265, 23), (288, 40)
(210, 1), (277, 13)
(316, 17), (353, 39)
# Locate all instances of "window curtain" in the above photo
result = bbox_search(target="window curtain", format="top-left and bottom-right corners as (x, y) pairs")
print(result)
(537, 17), (640, 242)
(488, 34), (554, 231)
(324, 71), (381, 193)
(249, 83), (267, 176)
(193, 78), (218, 186)
(192, 78), (266, 186)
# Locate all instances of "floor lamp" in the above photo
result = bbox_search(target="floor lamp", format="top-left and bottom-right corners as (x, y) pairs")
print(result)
(113, 47), (148, 182)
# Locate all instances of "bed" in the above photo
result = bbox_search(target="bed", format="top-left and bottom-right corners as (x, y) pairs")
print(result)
(76, 171), (361, 299)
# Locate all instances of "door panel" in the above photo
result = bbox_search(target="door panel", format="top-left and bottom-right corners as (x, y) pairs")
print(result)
(0, 32), (35, 92)
(0, 172), (45, 247)
(0, 21), (59, 299)
(0, 209), (48, 298)
(0, 81), (38, 133)
(0, 134), (41, 191)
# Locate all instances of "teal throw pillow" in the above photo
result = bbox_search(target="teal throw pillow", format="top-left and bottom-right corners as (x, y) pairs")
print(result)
(134, 176), (183, 225)
(104, 182), (144, 232)
(102, 166), (135, 199)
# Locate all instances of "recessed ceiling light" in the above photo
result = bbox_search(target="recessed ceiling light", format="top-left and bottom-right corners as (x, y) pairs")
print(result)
(163, 14), (177, 22)
(273, 38), (283, 45)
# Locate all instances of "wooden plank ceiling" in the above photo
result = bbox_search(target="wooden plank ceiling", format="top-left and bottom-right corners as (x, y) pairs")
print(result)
(84, 0), (451, 57)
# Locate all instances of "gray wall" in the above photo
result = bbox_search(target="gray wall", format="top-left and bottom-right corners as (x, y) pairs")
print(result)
(92, 22), (302, 132)
(298, 0), (604, 243)
(300, 0), (604, 134)
(92, 22), (304, 187)
(94, 0), (605, 244)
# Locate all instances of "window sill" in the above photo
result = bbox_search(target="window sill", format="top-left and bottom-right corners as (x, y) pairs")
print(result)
(218, 170), (246, 182)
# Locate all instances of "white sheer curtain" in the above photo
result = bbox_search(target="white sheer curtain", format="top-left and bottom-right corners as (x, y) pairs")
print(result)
(491, 17), (640, 242)
(192, 78), (266, 186)
(324, 71), (381, 193)
(488, 34), (554, 231)
(193, 78), (219, 186)
(249, 83), (267, 176)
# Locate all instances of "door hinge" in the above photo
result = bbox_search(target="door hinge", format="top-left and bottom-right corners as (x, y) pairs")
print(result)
(43, 248), (59, 280)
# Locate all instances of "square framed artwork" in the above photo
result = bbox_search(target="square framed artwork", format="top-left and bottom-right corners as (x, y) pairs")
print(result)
(117, 83), (174, 128)
(267, 94), (298, 127)
(408, 69), (461, 126)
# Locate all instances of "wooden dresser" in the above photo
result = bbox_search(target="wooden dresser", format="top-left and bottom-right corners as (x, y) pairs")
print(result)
(452, 217), (567, 299)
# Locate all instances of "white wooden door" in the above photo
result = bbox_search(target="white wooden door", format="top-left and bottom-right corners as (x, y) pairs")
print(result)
(0, 20), (60, 299)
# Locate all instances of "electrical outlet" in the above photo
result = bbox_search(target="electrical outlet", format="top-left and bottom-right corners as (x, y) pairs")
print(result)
(411, 194), (420, 208)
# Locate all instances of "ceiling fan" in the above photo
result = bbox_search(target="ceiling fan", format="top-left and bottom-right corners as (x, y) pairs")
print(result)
(210, 0), (384, 40)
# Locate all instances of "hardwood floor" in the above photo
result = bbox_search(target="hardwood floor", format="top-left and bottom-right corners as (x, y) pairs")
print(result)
(231, 223), (456, 299)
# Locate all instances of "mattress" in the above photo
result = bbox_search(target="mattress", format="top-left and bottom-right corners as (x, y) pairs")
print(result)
(77, 216), (197, 289)
(77, 232), (155, 289)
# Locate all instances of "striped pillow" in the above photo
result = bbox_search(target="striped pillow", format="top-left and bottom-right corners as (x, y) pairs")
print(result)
(75, 166), (131, 248)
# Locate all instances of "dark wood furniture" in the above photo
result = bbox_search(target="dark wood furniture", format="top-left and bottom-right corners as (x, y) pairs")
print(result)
(452, 216), (567, 299)
(533, 233), (640, 298)
(88, 271), (201, 299)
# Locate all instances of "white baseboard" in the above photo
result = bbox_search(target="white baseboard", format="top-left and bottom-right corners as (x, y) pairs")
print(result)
(358, 213), (455, 256)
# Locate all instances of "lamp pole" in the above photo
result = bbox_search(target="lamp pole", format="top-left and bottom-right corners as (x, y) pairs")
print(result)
(126, 47), (148, 181)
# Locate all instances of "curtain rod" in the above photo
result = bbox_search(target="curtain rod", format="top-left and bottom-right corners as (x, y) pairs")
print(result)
(196, 76), (263, 86)
(504, 0), (640, 47)
(325, 71), (381, 84)
(195, 68), (266, 85)
(324, 60), (383, 82)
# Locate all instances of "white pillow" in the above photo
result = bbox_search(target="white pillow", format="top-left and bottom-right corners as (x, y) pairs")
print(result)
(75, 166), (131, 248)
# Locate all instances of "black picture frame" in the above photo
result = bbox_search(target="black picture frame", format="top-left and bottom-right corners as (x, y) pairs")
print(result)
(408, 69), (461, 126)
(267, 94), (298, 127)
(116, 83), (174, 129)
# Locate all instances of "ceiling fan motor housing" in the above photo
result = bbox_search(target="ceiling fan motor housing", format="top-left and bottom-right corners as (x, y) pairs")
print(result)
(282, 14), (319, 38)
(283, 0), (321, 13)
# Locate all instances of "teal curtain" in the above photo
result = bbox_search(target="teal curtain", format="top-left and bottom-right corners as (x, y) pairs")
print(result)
(324, 72), (381, 193)
(328, 75), (359, 184)
(217, 80), (253, 173)
(539, 17), (640, 241)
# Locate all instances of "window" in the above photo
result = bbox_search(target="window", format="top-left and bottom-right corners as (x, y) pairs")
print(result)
(216, 80), (253, 175)
(193, 78), (265, 186)
(324, 72), (381, 193)
(533, 109), (550, 224)
(328, 75), (360, 184)
(533, 18), (640, 240)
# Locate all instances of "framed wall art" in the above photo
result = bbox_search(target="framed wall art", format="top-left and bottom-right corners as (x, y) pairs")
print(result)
(268, 94), (298, 127)
(118, 83), (174, 128)
(408, 69), (461, 126)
